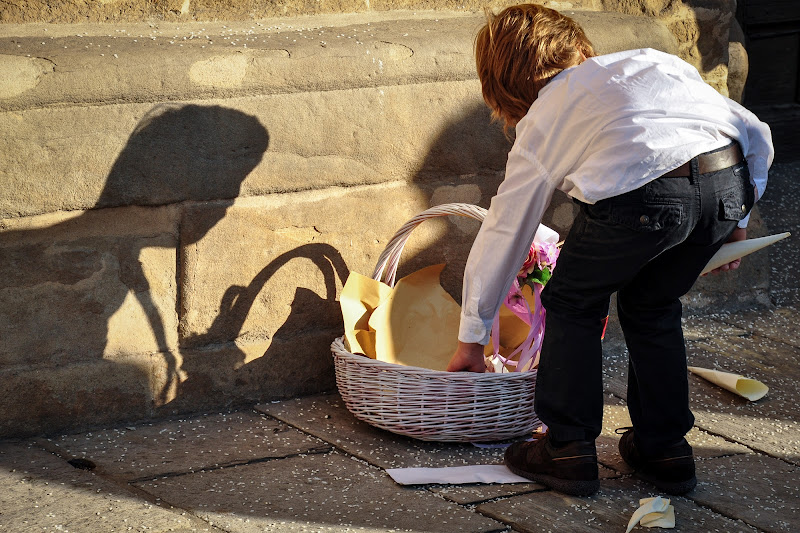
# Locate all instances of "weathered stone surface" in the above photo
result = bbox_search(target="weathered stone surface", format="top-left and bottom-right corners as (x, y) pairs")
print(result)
(0, 205), (179, 366)
(0, 103), (271, 217)
(601, 0), (738, 96)
(166, 331), (339, 413)
(0, 442), (212, 532)
(687, 332), (800, 463)
(598, 395), (752, 475)
(0, 1), (595, 24)
(691, 454), (800, 533)
(751, 161), (800, 307)
(134, 450), (507, 532)
(727, 19), (748, 103)
(0, 89), (509, 218)
(178, 183), (489, 345)
(47, 410), (330, 481)
(0, 356), (160, 438)
(478, 477), (760, 532)
(720, 306), (800, 350)
(0, 54), (53, 99)
(605, 311), (800, 465)
(256, 393), (512, 469)
(0, 12), (677, 112)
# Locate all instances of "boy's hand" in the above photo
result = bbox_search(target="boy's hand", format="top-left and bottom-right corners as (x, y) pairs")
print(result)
(447, 341), (486, 372)
(705, 227), (747, 275)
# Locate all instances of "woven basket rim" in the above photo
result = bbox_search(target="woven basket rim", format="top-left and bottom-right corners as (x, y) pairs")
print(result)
(331, 337), (535, 381)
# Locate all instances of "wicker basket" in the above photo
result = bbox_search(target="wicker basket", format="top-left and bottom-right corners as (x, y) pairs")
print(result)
(331, 203), (540, 442)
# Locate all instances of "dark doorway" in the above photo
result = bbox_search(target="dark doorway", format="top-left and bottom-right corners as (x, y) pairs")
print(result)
(737, 1), (800, 160)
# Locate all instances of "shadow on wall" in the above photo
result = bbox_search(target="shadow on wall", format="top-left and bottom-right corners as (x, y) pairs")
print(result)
(0, 104), (270, 435)
(176, 242), (349, 411)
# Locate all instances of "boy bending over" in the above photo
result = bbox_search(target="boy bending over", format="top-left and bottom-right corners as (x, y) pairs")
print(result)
(447, 4), (773, 497)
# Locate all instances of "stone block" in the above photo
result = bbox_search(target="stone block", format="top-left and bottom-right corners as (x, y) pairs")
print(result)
(691, 454), (800, 532)
(0, 356), (158, 437)
(0, 86), (510, 218)
(0, 442), (212, 532)
(478, 477), (762, 532)
(0, 206), (179, 367)
(48, 410), (330, 481)
(178, 181), (495, 347)
(0, 104), (270, 217)
(134, 451), (506, 532)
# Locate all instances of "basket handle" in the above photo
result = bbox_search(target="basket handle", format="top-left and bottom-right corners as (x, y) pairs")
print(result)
(371, 203), (487, 287)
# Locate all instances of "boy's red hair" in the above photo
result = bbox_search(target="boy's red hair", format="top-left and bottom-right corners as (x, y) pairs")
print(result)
(475, 4), (595, 130)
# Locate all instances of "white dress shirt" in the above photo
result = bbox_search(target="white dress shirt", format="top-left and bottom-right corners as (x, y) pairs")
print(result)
(459, 48), (774, 345)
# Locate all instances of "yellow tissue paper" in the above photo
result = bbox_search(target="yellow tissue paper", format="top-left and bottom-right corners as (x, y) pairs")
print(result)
(340, 271), (393, 358)
(339, 264), (461, 372)
(688, 366), (768, 401)
(626, 497), (675, 532)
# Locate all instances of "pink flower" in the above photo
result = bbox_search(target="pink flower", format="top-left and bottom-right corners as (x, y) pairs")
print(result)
(519, 246), (538, 278)
(536, 242), (560, 269)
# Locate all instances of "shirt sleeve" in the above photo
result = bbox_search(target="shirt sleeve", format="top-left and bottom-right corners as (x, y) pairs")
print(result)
(724, 96), (774, 228)
(458, 146), (557, 345)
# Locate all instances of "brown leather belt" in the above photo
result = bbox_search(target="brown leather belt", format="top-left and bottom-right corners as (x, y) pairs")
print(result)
(662, 143), (743, 177)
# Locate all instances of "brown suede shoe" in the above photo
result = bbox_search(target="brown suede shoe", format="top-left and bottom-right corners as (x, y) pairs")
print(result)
(618, 428), (697, 495)
(504, 435), (599, 496)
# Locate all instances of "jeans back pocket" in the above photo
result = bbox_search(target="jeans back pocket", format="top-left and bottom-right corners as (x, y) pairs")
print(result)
(719, 184), (755, 222)
(610, 203), (683, 232)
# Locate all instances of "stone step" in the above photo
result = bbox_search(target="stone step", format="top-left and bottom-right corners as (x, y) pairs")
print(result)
(1, 11), (676, 110)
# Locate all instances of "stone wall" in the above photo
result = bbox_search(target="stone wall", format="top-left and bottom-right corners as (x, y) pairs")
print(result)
(0, 4), (764, 438)
(0, 0), (747, 98)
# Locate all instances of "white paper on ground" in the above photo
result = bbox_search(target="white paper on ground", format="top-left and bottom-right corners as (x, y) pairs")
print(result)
(626, 497), (675, 532)
(386, 465), (530, 485)
(688, 366), (768, 401)
(701, 232), (791, 275)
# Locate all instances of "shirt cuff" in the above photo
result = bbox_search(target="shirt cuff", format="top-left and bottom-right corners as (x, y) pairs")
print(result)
(458, 314), (492, 345)
(738, 212), (750, 229)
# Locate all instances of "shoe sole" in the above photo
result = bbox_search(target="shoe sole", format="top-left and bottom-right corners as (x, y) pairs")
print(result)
(505, 457), (600, 497)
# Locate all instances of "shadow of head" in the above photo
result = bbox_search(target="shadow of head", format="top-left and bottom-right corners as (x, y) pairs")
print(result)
(96, 103), (269, 241)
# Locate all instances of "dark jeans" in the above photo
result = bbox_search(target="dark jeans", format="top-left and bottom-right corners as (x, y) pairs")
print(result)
(535, 145), (755, 453)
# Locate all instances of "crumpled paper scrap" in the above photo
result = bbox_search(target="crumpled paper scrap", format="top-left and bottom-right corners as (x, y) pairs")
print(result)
(340, 264), (460, 372)
(701, 232), (791, 275)
(626, 497), (675, 532)
(386, 465), (529, 485)
(340, 271), (392, 358)
(688, 367), (768, 401)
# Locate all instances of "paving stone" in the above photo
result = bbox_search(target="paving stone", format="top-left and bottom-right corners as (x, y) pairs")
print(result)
(257, 393), (544, 503)
(258, 393), (624, 504)
(47, 410), (330, 482)
(134, 450), (506, 532)
(683, 315), (750, 341)
(755, 160), (800, 307)
(598, 396), (752, 476)
(691, 453), (799, 533)
(0, 441), (211, 532)
(431, 483), (546, 506)
(257, 393), (512, 469)
(687, 331), (800, 463)
(601, 309), (800, 464)
(477, 477), (759, 533)
(716, 306), (800, 350)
